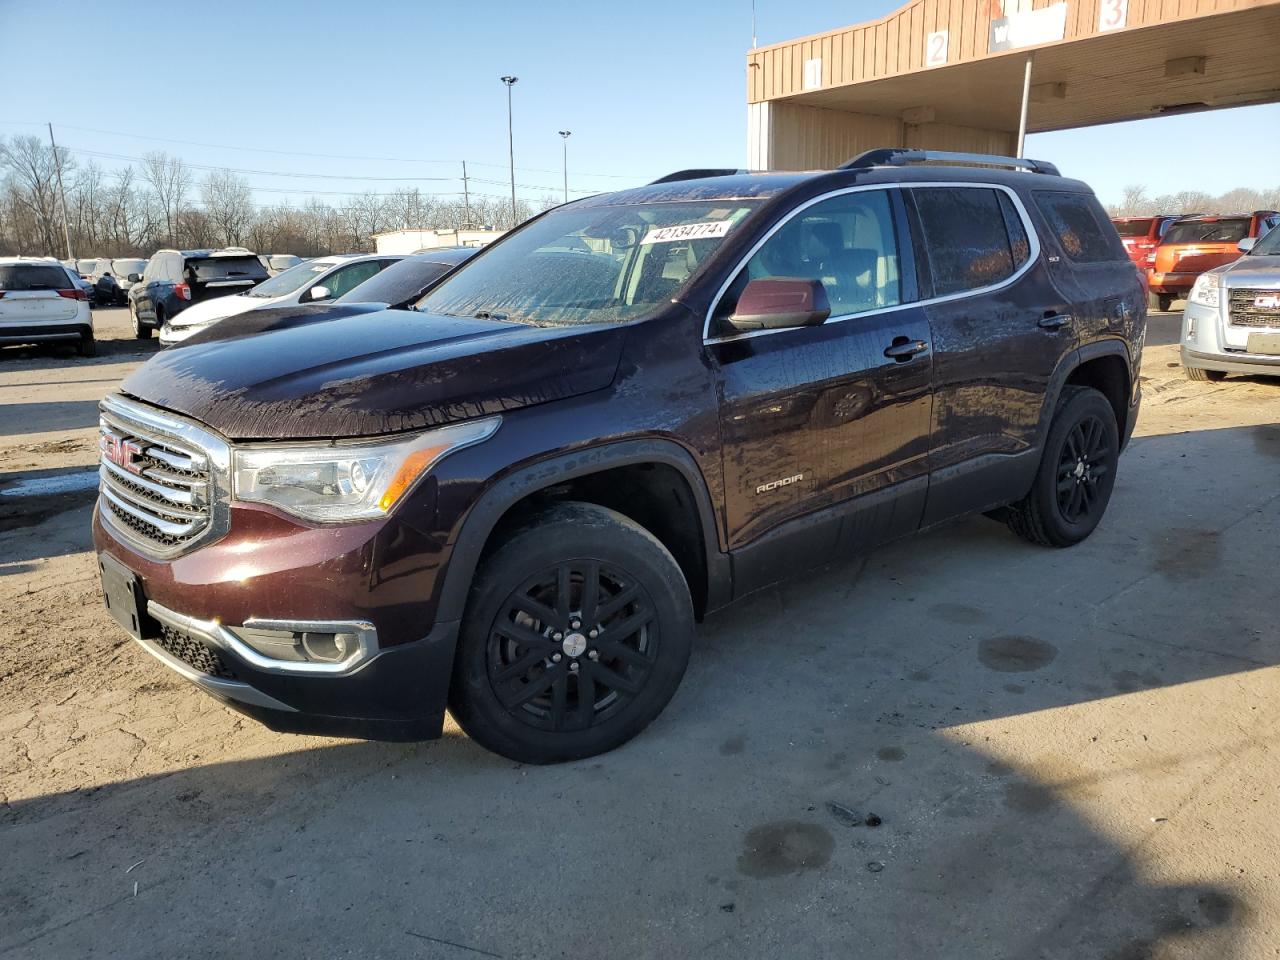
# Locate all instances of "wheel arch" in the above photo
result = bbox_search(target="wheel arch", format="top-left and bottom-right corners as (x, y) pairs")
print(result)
(436, 439), (731, 626)
(1037, 339), (1134, 452)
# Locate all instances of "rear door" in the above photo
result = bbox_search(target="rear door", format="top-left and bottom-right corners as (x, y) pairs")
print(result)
(906, 184), (1075, 524)
(708, 187), (933, 582)
(0, 263), (80, 326)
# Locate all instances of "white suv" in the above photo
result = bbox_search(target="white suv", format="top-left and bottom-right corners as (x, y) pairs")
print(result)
(159, 253), (400, 346)
(0, 258), (95, 356)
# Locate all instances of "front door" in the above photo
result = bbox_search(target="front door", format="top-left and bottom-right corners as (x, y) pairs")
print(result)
(706, 187), (933, 591)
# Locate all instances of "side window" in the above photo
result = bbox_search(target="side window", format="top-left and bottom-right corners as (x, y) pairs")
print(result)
(728, 189), (902, 321)
(325, 261), (382, 298)
(912, 187), (1017, 296)
(1034, 190), (1127, 263)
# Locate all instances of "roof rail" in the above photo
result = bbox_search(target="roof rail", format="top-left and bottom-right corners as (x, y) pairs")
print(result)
(648, 168), (746, 185)
(840, 149), (1060, 177)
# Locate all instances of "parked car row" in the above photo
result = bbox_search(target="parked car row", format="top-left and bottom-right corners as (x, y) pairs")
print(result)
(1111, 210), (1279, 312)
(0, 257), (96, 355)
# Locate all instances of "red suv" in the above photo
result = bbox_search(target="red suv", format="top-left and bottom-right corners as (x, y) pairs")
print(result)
(1149, 212), (1280, 311)
(1111, 215), (1177, 273)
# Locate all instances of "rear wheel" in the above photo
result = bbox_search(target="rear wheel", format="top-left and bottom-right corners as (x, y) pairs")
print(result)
(130, 302), (152, 340)
(76, 330), (96, 357)
(1006, 386), (1119, 548)
(449, 502), (694, 764)
(1154, 293), (1175, 312)
(1184, 365), (1226, 382)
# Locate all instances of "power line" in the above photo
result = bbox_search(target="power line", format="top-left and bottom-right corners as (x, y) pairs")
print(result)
(0, 119), (646, 180)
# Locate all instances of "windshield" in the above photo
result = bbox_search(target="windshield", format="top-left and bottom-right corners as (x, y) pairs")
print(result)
(337, 258), (457, 306)
(245, 260), (334, 298)
(1163, 218), (1250, 245)
(113, 258), (146, 275)
(1112, 219), (1153, 238)
(75, 259), (97, 274)
(1251, 228), (1280, 256)
(417, 200), (760, 326)
(186, 255), (268, 284)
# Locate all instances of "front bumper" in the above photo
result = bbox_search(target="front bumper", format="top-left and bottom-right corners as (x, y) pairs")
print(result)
(1181, 297), (1280, 376)
(1181, 346), (1280, 376)
(158, 322), (206, 346)
(93, 501), (459, 741)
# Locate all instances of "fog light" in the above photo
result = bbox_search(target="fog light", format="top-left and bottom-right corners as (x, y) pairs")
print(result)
(301, 631), (358, 663)
(1185, 315), (1197, 341)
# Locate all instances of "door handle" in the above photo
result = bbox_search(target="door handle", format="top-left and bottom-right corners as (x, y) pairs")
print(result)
(884, 337), (928, 361)
(1039, 312), (1072, 331)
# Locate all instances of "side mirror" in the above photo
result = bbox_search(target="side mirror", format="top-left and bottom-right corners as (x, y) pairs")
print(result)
(1237, 237), (1256, 253)
(127, 273), (141, 283)
(306, 284), (332, 302)
(728, 278), (830, 332)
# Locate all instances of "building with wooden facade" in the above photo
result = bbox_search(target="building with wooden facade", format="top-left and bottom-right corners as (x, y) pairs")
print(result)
(746, 0), (1280, 169)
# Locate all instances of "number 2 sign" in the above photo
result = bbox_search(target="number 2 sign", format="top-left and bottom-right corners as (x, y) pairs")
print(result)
(926, 30), (949, 67)
(1098, 0), (1127, 32)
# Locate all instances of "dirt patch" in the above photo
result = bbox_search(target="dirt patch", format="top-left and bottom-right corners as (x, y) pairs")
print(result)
(978, 636), (1058, 673)
(737, 821), (834, 878)
(1153, 528), (1222, 583)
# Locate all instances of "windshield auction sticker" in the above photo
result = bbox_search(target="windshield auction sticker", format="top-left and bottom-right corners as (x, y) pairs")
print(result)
(642, 220), (734, 245)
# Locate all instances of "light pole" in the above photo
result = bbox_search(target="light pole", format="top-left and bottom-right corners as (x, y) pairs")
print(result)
(558, 130), (571, 205)
(500, 76), (518, 226)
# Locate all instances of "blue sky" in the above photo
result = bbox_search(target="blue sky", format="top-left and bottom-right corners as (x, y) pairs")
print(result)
(2, 0), (1276, 208)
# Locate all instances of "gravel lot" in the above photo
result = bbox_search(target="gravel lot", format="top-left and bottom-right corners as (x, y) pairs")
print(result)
(2, 305), (1278, 959)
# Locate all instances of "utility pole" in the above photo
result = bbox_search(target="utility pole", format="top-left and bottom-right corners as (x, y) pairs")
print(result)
(1016, 54), (1033, 158)
(751, 0), (758, 48)
(47, 123), (73, 261)
(500, 76), (518, 226)
(461, 160), (471, 230)
(558, 130), (571, 204)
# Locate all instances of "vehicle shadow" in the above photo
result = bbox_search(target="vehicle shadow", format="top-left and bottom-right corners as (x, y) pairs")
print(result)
(3, 422), (1274, 958)
(0, 468), (99, 568)
(0, 335), (159, 372)
(0, 400), (103, 437)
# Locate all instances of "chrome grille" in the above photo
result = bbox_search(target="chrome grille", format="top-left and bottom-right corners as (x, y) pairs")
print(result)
(1229, 287), (1280, 329)
(98, 395), (231, 557)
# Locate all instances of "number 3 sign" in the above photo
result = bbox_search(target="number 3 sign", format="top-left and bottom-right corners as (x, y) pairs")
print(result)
(1098, 0), (1127, 32)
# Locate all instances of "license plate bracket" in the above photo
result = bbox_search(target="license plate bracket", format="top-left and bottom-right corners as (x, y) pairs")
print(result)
(1247, 332), (1280, 355)
(98, 553), (143, 641)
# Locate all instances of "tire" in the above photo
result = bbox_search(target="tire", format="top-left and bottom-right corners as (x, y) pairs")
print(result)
(77, 330), (96, 357)
(130, 302), (152, 340)
(1006, 386), (1120, 548)
(449, 501), (695, 764)
(1157, 294), (1174, 312)
(1184, 365), (1226, 382)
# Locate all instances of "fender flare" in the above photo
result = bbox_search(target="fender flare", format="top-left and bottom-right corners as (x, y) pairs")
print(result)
(1034, 337), (1133, 449)
(435, 438), (731, 624)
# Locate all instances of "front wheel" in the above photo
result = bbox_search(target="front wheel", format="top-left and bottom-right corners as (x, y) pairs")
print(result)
(130, 302), (152, 340)
(1184, 365), (1226, 382)
(1006, 386), (1119, 548)
(449, 502), (694, 764)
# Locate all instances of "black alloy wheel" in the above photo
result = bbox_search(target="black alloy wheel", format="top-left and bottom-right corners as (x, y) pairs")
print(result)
(488, 560), (657, 733)
(1055, 414), (1110, 525)
(450, 501), (694, 764)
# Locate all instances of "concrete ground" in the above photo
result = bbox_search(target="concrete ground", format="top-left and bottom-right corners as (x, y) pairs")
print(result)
(1, 305), (1277, 959)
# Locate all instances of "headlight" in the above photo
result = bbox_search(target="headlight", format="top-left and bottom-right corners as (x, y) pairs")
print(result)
(232, 417), (500, 522)
(1188, 273), (1221, 308)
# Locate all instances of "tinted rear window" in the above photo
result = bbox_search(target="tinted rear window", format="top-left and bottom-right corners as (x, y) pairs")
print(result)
(185, 256), (269, 281)
(336, 259), (454, 306)
(911, 187), (1019, 296)
(0, 264), (72, 290)
(1034, 191), (1127, 263)
(1162, 218), (1250, 245)
(1113, 219), (1154, 238)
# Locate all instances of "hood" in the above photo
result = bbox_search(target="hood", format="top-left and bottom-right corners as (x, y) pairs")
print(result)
(169, 293), (265, 328)
(121, 309), (626, 440)
(1219, 253), (1280, 283)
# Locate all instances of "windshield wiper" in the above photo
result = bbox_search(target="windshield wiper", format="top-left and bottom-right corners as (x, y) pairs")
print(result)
(473, 310), (509, 321)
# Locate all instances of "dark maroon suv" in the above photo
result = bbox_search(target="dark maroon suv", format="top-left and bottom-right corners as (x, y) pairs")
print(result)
(94, 150), (1144, 763)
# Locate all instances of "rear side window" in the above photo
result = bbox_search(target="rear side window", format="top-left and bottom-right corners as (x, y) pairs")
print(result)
(911, 187), (1019, 296)
(1112, 219), (1154, 238)
(1034, 191), (1127, 263)
(0, 264), (73, 290)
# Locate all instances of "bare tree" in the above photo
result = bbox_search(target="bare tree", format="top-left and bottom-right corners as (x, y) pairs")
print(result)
(201, 169), (254, 247)
(141, 151), (191, 247)
(0, 135), (70, 255)
(1116, 184), (1150, 217)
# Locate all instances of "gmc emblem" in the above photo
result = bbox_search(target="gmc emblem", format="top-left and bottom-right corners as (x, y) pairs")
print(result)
(1254, 294), (1280, 310)
(100, 432), (145, 475)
